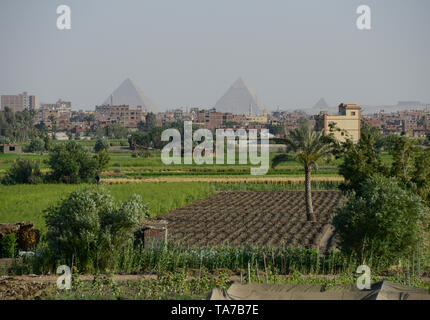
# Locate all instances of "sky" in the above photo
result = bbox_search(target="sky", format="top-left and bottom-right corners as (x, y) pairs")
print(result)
(1, 0), (429, 110)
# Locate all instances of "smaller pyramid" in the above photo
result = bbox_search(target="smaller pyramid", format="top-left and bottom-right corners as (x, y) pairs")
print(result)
(103, 78), (157, 112)
(214, 77), (266, 115)
(313, 98), (329, 109)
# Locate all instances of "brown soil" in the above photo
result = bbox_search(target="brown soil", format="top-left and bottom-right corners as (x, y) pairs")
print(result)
(155, 190), (343, 249)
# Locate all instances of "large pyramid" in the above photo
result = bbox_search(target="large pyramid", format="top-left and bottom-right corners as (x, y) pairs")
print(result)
(214, 77), (266, 115)
(313, 98), (329, 109)
(103, 78), (157, 112)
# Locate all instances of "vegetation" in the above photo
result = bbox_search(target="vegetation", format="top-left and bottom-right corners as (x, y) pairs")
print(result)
(1, 158), (43, 185)
(47, 141), (97, 183)
(0, 233), (17, 258)
(44, 186), (148, 271)
(94, 138), (110, 153)
(339, 133), (388, 194)
(272, 122), (335, 221)
(0, 107), (36, 143)
(334, 174), (429, 265)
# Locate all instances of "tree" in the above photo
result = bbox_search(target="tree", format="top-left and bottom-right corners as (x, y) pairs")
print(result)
(45, 187), (149, 271)
(411, 148), (430, 204)
(360, 118), (385, 149)
(272, 123), (335, 221)
(268, 124), (285, 137)
(333, 174), (428, 265)
(47, 141), (97, 184)
(94, 149), (110, 174)
(27, 137), (45, 153)
(339, 133), (388, 195)
(144, 112), (157, 132)
(1, 159), (43, 185)
(94, 138), (110, 153)
(389, 135), (418, 184)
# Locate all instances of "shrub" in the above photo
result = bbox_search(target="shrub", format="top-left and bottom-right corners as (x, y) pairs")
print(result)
(44, 186), (149, 271)
(27, 137), (45, 153)
(93, 149), (110, 174)
(1, 158), (43, 185)
(94, 138), (110, 153)
(0, 233), (17, 258)
(47, 140), (97, 184)
(333, 174), (429, 265)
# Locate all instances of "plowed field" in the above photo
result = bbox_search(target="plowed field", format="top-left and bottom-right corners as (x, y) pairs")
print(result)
(157, 191), (343, 250)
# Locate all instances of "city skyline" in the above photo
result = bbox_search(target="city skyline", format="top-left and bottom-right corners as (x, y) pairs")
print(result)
(1, 0), (430, 110)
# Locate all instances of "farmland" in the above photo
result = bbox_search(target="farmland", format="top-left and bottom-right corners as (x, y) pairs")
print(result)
(1, 138), (429, 300)
(159, 191), (342, 250)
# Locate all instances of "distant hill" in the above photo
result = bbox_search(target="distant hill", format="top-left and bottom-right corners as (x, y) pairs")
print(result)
(103, 78), (157, 112)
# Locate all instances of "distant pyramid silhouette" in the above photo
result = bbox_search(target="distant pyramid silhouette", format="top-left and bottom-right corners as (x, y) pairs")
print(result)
(313, 98), (329, 109)
(214, 77), (265, 115)
(103, 78), (157, 112)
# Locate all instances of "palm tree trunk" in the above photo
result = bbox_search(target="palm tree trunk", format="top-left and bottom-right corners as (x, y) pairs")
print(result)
(305, 165), (316, 221)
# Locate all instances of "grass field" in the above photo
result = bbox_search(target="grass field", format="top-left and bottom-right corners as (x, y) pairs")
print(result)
(0, 182), (342, 233)
(0, 144), (394, 178)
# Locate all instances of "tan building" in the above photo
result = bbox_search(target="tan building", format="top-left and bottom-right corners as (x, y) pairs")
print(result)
(1, 92), (37, 112)
(109, 105), (143, 128)
(316, 103), (361, 142)
(0, 144), (22, 154)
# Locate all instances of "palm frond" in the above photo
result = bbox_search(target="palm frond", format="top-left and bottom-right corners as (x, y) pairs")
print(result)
(271, 154), (291, 169)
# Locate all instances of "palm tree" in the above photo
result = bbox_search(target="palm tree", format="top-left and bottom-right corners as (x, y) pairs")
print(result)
(272, 122), (335, 221)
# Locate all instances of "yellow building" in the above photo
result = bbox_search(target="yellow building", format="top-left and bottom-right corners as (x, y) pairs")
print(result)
(247, 107), (268, 123)
(316, 103), (361, 142)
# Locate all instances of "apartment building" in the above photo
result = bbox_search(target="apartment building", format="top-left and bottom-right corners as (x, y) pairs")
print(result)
(315, 103), (361, 142)
(1, 92), (37, 111)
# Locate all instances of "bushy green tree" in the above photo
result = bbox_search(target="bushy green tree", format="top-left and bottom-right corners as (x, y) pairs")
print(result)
(0, 233), (17, 258)
(411, 148), (430, 204)
(333, 174), (429, 265)
(45, 187), (149, 271)
(94, 138), (110, 153)
(1, 159), (43, 185)
(144, 112), (157, 132)
(47, 141), (97, 183)
(389, 135), (418, 184)
(27, 137), (45, 153)
(94, 149), (110, 174)
(339, 133), (388, 195)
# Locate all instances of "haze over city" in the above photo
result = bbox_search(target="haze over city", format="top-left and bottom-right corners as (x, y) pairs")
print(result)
(1, 0), (430, 110)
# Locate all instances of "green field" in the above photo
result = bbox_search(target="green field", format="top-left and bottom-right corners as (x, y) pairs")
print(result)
(0, 182), (218, 231)
(0, 143), (394, 178)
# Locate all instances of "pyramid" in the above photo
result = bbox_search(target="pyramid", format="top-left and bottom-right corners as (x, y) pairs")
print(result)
(313, 98), (329, 109)
(214, 77), (266, 115)
(103, 78), (157, 112)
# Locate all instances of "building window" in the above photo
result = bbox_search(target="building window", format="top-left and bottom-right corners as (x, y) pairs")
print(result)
(351, 112), (356, 116)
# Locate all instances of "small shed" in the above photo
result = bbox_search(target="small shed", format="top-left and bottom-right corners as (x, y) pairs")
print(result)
(134, 220), (168, 249)
(0, 144), (22, 154)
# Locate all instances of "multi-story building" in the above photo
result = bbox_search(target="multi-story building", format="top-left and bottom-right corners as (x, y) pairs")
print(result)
(109, 105), (143, 128)
(197, 109), (234, 129)
(55, 99), (72, 114)
(315, 103), (361, 142)
(1, 92), (37, 111)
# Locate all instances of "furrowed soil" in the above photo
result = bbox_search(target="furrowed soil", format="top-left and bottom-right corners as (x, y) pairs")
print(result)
(155, 190), (343, 250)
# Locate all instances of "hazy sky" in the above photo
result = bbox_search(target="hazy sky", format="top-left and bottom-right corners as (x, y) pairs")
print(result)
(1, 0), (429, 110)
